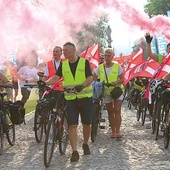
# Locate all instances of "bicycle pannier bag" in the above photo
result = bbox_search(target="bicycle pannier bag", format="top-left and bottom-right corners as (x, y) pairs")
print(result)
(9, 101), (25, 125)
(110, 87), (123, 100)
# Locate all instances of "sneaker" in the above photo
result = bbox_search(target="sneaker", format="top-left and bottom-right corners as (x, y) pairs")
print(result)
(82, 144), (91, 155)
(70, 151), (79, 162)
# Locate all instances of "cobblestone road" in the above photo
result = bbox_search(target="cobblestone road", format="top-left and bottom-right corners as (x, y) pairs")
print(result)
(0, 101), (170, 170)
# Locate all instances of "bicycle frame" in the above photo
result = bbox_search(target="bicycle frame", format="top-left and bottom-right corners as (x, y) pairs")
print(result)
(0, 89), (15, 155)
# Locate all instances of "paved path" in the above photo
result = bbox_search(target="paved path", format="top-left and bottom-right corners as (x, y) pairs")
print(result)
(0, 101), (170, 170)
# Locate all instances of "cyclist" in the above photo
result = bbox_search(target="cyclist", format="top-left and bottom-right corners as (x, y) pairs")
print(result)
(130, 77), (149, 106)
(93, 48), (124, 138)
(43, 42), (93, 162)
(43, 46), (62, 81)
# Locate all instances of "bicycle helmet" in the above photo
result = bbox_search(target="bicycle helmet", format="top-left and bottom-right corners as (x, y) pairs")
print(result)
(149, 79), (163, 94)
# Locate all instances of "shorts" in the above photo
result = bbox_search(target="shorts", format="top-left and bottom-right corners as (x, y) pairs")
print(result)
(103, 94), (124, 104)
(12, 82), (19, 89)
(66, 97), (93, 126)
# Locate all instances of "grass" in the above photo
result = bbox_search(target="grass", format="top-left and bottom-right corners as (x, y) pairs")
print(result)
(24, 89), (39, 114)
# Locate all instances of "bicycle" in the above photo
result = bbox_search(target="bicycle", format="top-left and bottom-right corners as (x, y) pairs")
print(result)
(0, 85), (15, 155)
(91, 81), (105, 143)
(24, 83), (51, 143)
(43, 85), (68, 168)
(161, 87), (170, 148)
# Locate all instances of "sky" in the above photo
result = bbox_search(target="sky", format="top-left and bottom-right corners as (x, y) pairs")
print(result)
(1, 0), (170, 63)
(108, 0), (147, 56)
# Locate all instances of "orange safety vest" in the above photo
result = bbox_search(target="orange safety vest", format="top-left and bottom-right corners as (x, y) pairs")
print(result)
(11, 67), (18, 82)
(47, 60), (57, 79)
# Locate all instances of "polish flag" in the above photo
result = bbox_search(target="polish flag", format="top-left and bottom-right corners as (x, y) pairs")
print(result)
(79, 44), (100, 69)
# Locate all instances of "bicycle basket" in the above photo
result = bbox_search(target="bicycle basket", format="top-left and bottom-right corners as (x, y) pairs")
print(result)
(9, 100), (25, 125)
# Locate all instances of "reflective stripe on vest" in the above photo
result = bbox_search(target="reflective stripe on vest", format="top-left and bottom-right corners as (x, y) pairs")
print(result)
(62, 58), (92, 100)
(47, 60), (56, 79)
(99, 63), (119, 95)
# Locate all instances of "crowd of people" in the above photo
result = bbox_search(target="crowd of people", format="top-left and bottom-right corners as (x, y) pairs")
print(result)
(0, 32), (170, 163)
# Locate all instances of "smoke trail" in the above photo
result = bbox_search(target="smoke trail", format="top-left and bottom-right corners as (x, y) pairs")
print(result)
(0, 0), (170, 62)
(109, 0), (170, 40)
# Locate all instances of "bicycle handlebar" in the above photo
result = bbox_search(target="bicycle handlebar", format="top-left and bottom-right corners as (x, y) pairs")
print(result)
(63, 87), (76, 93)
(0, 84), (13, 88)
(24, 84), (38, 88)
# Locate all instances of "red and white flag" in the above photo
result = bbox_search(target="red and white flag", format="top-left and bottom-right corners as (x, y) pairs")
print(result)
(154, 53), (170, 78)
(145, 53), (170, 100)
(128, 48), (144, 69)
(79, 44), (100, 69)
(123, 48), (144, 85)
(129, 59), (160, 81)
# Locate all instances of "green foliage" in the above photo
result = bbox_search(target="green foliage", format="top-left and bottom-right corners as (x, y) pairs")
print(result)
(144, 0), (170, 17)
(71, 13), (109, 54)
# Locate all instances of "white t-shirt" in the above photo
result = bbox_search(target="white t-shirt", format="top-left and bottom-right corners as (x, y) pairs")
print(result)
(18, 66), (38, 90)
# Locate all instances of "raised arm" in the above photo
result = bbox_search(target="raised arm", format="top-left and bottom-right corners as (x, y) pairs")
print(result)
(145, 33), (158, 62)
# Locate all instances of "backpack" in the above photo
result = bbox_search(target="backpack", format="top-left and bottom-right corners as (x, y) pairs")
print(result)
(9, 101), (25, 125)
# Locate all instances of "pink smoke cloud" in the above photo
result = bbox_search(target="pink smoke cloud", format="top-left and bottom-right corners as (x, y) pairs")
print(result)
(1, 0), (170, 62)
(111, 0), (170, 40)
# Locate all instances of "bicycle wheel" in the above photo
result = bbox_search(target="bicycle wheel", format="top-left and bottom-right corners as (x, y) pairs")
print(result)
(44, 115), (57, 168)
(141, 99), (148, 126)
(136, 104), (141, 122)
(59, 115), (68, 155)
(164, 124), (169, 149)
(0, 119), (3, 155)
(34, 106), (43, 143)
(127, 98), (132, 109)
(44, 109), (50, 135)
(6, 123), (15, 146)
(155, 101), (162, 140)
(91, 103), (100, 143)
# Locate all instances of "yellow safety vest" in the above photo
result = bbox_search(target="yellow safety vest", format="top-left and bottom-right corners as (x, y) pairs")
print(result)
(5, 69), (12, 82)
(62, 58), (92, 100)
(99, 63), (123, 95)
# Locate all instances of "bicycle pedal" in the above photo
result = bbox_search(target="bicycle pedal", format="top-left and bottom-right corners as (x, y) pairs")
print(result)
(100, 119), (105, 122)
(99, 125), (105, 129)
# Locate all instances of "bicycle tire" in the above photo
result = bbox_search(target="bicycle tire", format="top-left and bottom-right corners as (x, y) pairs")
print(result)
(128, 99), (132, 110)
(155, 101), (162, 140)
(136, 104), (141, 122)
(34, 106), (43, 143)
(164, 124), (169, 149)
(141, 99), (148, 126)
(0, 119), (3, 155)
(59, 116), (68, 155)
(91, 103), (100, 143)
(6, 123), (15, 146)
(44, 115), (57, 168)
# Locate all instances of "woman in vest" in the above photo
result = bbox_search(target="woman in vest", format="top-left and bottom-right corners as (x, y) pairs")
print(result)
(93, 48), (124, 138)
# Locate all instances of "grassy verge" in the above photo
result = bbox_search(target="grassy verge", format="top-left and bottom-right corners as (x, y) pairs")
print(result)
(24, 89), (39, 114)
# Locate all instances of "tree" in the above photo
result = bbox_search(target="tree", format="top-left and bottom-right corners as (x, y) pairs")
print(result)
(70, 13), (109, 54)
(144, 0), (170, 17)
